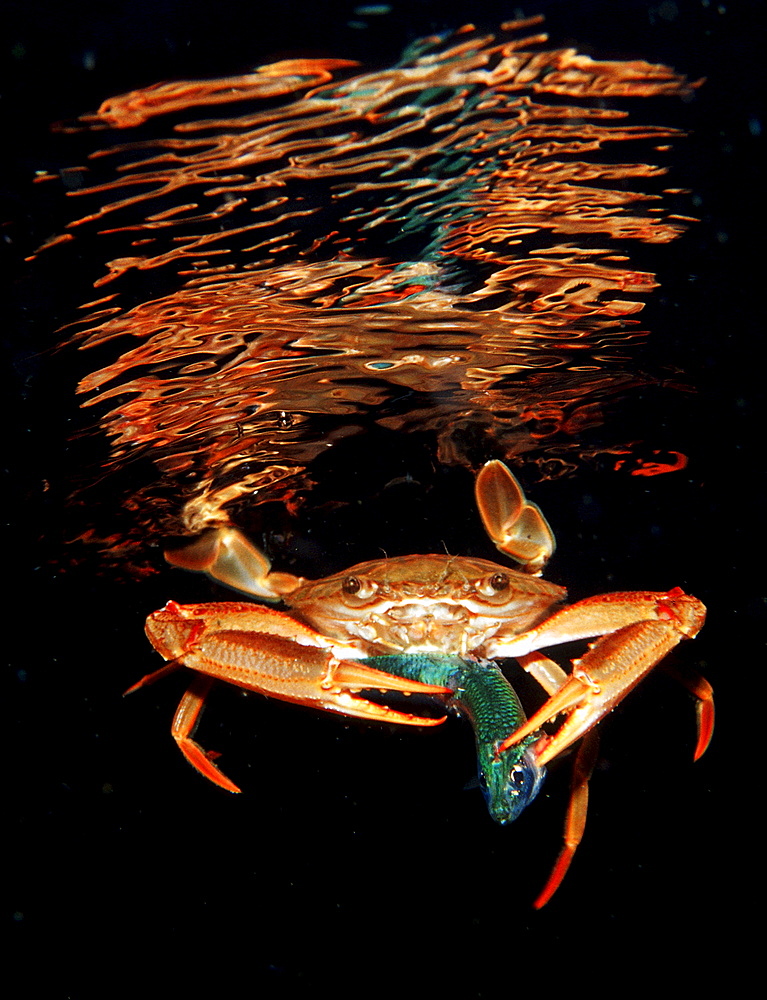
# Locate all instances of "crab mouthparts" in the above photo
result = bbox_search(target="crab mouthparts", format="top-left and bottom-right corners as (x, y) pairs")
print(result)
(368, 601), (476, 652)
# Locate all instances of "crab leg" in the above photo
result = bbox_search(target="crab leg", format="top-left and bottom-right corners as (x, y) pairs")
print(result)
(515, 644), (710, 906)
(496, 588), (708, 766)
(141, 601), (450, 791)
(165, 527), (303, 600)
(475, 460), (555, 575)
(513, 650), (597, 906)
(662, 663), (715, 760)
(170, 674), (244, 792)
(533, 728), (600, 909)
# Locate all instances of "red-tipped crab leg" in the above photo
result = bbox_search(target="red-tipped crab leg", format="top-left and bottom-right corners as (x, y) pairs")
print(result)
(138, 601), (450, 791)
(496, 588), (708, 766)
(663, 665), (714, 760)
(171, 674), (242, 792)
(533, 729), (601, 909)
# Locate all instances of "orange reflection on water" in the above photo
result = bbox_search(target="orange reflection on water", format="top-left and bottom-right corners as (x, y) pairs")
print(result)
(45, 17), (698, 564)
(88, 59), (362, 129)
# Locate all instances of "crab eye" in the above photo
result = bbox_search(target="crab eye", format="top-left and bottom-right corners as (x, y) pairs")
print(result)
(490, 572), (509, 591)
(342, 575), (361, 595)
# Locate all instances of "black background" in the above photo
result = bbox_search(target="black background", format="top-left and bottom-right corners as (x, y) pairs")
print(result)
(6, 1), (762, 994)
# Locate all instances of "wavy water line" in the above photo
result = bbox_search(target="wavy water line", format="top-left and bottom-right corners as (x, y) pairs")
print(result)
(39, 17), (698, 566)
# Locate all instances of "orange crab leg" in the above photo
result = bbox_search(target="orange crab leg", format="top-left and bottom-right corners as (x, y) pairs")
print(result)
(495, 589), (707, 766)
(493, 588), (705, 659)
(501, 618), (701, 766)
(662, 664), (714, 760)
(124, 658), (185, 694)
(475, 459), (555, 575)
(145, 601), (450, 706)
(140, 600), (451, 791)
(171, 675), (242, 793)
(165, 527), (304, 600)
(515, 643), (709, 907)
(515, 651), (599, 907)
(533, 728), (600, 909)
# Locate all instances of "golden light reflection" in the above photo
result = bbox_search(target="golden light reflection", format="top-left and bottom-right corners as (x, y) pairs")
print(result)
(41, 17), (699, 566)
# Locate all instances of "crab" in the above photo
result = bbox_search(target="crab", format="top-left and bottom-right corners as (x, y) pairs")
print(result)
(135, 461), (712, 903)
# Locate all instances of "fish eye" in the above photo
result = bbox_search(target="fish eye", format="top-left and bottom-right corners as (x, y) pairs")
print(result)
(342, 575), (361, 595)
(490, 572), (509, 591)
(509, 764), (528, 790)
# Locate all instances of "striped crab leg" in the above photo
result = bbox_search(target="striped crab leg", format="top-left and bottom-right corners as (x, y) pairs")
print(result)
(132, 600), (450, 792)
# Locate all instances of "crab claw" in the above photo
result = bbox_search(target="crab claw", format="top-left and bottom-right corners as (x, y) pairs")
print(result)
(499, 599), (708, 767)
(475, 461), (555, 575)
(144, 600), (452, 723)
(140, 601), (452, 792)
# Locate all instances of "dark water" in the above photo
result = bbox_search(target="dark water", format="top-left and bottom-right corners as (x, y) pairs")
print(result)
(7, 1), (760, 992)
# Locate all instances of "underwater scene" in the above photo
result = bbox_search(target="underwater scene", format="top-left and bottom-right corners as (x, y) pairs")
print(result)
(8, 0), (759, 992)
